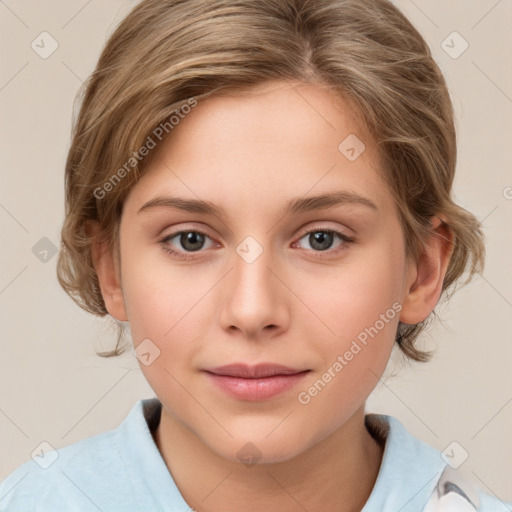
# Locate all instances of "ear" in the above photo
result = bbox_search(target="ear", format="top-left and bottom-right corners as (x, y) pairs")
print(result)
(90, 225), (128, 322)
(399, 215), (454, 324)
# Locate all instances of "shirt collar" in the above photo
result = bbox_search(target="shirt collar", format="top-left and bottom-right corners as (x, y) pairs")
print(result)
(119, 399), (447, 511)
(362, 413), (448, 512)
(116, 398), (190, 510)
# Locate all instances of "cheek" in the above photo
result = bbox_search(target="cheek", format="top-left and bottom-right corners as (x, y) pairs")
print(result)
(294, 259), (402, 428)
(299, 236), (405, 341)
(122, 260), (210, 407)
(121, 234), (198, 335)
(119, 241), (205, 370)
(124, 275), (210, 363)
(293, 236), (405, 402)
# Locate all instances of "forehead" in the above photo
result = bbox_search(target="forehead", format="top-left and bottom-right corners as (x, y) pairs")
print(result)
(175, 79), (371, 150)
(124, 80), (391, 218)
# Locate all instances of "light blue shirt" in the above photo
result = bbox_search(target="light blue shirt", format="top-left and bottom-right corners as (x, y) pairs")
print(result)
(0, 398), (509, 511)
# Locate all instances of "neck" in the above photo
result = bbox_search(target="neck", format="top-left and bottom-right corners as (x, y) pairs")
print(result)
(153, 404), (384, 512)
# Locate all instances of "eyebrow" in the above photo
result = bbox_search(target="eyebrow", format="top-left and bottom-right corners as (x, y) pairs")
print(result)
(137, 191), (379, 219)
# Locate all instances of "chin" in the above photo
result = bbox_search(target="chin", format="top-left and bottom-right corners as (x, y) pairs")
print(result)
(204, 429), (312, 466)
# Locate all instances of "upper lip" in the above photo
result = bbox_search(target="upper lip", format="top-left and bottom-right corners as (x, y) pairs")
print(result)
(204, 363), (309, 379)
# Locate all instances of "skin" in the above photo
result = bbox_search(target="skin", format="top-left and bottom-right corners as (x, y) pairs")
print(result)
(92, 79), (453, 512)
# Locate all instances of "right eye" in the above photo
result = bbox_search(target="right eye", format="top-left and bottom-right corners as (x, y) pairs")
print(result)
(159, 229), (218, 259)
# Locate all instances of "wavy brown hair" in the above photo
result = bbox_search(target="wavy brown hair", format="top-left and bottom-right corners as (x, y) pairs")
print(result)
(56, 0), (485, 362)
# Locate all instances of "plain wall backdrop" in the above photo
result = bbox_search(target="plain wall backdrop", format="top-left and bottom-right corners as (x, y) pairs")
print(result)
(1, 0), (511, 503)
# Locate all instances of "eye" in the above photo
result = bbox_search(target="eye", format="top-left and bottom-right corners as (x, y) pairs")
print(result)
(294, 228), (354, 255)
(159, 229), (217, 260)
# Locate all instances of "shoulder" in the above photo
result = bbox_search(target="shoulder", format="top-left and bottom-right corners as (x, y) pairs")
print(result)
(1, 398), (184, 511)
(363, 413), (511, 512)
(0, 427), (129, 511)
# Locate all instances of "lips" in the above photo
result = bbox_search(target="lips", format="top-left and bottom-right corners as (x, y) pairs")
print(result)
(204, 363), (308, 378)
(203, 363), (311, 401)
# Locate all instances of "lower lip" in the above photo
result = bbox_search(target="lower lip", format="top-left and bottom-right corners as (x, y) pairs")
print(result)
(204, 371), (310, 401)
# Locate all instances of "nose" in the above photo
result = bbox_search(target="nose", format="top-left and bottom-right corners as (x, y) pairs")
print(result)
(218, 242), (290, 341)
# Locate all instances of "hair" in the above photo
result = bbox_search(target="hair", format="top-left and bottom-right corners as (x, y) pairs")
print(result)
(56, 0), (485, 363)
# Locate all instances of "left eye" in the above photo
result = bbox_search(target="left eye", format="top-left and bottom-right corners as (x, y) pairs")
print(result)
(295, 229), (353, 253)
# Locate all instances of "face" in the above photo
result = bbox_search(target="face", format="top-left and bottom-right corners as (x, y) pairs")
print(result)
(105, 80), (421, 463)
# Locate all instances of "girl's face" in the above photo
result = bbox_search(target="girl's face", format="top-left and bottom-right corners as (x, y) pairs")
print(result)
(109, 80), (421, 463)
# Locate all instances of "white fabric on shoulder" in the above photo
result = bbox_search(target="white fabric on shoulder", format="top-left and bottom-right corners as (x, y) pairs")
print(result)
(423, 465), (480, 511)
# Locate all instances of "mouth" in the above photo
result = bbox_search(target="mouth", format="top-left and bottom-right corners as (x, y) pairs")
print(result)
(203, 363), (311, 401)
(205, 363), (309, 378)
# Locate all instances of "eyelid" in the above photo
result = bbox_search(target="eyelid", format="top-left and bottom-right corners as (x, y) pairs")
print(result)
(296, 222), (353, 239)
(159, 223), (216, 241)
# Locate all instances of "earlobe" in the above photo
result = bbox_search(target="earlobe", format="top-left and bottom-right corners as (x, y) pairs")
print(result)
(90, 230), (128, 322)
(399, 215), (454, 325)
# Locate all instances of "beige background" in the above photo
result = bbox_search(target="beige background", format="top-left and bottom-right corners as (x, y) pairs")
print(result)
(1, 0), (511, 503)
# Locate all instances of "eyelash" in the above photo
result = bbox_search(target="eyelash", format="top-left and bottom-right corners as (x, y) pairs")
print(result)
(158, 227), (355, 261)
